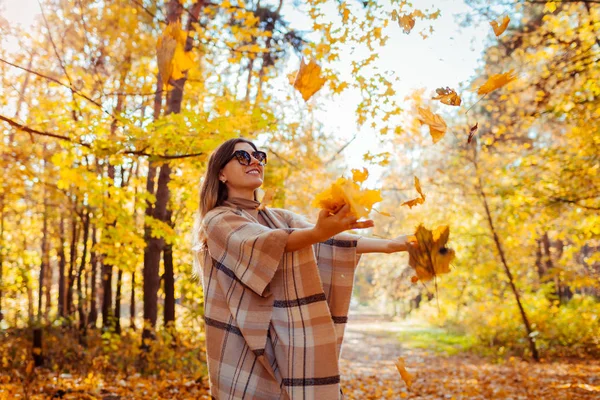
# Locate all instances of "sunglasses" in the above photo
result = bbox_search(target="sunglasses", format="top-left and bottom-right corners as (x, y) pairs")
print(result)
(227, 150), (268, 166)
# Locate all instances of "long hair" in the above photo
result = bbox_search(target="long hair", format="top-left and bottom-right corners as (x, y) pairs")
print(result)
(191, 137), (259, 278)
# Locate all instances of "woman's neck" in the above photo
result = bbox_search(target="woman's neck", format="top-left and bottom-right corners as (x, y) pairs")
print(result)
(227, 187), (255, 201)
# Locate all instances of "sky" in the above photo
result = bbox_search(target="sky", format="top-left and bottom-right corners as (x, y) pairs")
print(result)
(1, 0), (490, 181)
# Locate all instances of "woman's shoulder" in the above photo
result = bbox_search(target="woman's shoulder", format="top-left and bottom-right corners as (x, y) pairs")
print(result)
(202, 205), (242, 225)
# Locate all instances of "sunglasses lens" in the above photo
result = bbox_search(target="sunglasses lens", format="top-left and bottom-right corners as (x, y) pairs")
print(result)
(253, 151), (267, 165)
(234, 151), (251, 165)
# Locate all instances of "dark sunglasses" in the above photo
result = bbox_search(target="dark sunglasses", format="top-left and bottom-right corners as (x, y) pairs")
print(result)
(227, 150), (267, 166)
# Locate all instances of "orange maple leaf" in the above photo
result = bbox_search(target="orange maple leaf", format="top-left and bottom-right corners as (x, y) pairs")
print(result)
(477, 70), (517, 95)
(407, 224), (455, 283)
(351, 168), (369, 184)
(291, 58), (327, 102)
(416, 107), (447, 143)
(312, 176), (382, 219)
(432, 87), (461, 106)
(490, 15), (510, 37)
(391, 10), (415, 34)
(401, 176), (426, 209)
(394, 357), (414, 389)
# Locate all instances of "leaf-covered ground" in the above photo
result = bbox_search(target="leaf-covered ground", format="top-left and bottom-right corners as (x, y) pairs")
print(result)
(339, 315), (600, 399)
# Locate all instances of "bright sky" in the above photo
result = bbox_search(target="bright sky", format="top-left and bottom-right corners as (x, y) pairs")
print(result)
(2, 0), (489, 179)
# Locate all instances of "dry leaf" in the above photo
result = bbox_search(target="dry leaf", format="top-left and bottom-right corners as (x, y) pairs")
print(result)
(351, 168), (369, 184)
(416, 107), (447, 143)
(391, 10), (415, 34)
(156, 21), (194, 86)
(407, 224), (455, 283)
(312, 176), (382, 219)
(468, 122), (478, 144)
(394, 357), (413, 389)
(432, 87), (461, 106)
(490, 15), (510, 37)
(477, 70), (517, 95)
(402, 176), (426, 209)
(257, 188), (276, 211)
(292, 58), (327, 101)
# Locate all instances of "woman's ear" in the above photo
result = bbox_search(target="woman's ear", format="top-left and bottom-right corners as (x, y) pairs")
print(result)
(219, 169), (227, 183)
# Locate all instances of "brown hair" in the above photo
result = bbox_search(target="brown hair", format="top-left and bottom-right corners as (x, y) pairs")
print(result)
(191, 137), (259, 277)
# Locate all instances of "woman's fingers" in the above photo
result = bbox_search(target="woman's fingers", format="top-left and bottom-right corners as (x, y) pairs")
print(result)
(351, 220), (374, 229)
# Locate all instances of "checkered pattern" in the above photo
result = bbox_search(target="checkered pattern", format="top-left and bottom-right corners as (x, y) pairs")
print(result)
(197, 202), (362, 399)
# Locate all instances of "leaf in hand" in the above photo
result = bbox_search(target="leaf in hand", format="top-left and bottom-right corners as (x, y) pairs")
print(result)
(477, 70), (517, 95)
(402, 176), (426, 209)
(394, 357), (414, 389)
(291, 58), (327, 102)
(432, 87), (461, 106)
(490, 15), (510, 37)
(312, 175), (382, 219)
(416, 107), (447, 143)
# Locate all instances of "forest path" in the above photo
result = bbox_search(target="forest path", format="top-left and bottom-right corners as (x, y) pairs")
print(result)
(339, 313), (600, 399)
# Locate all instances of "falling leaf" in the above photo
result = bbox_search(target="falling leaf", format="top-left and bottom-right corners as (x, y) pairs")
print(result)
(391, 10), (415, 34)
(402, 176), (426, 209)
(490, 15), (510, 37)
(468, 122), (478, 144)
(432, 87), (461, 106)
(257, 188), (276, 211)
(312, 176), (382, 219)
(416, 107), (447, 143)
(394, 357), (413, 389)
(156, 21), (195, 87)
(351, 168), (369, 184)
(477, 70), (517, 95)
(291, 58), (327, 101)
(407, 224), (455, 283)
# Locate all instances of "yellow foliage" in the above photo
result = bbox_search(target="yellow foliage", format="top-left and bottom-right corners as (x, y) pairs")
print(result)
(401, 176), (426, 208)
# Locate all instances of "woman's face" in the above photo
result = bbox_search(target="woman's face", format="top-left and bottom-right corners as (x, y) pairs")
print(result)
(219, 142), (264, 193)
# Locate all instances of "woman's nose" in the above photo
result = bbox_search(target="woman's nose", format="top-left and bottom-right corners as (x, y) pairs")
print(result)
(249, 155), (262, 165)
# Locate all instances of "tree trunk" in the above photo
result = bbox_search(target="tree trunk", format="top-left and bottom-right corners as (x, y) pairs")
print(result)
(475, 159), (540, 361)
(130, 271), (137, 330)
(67, 211), (79, 318)
(115, 268), (123, 334)
(77, 210), (91, 341)
(0, 194), (4, 324)
(163, 209), (175, 330)
(88, 225), (98, 327)
(58, 215), (67, 318)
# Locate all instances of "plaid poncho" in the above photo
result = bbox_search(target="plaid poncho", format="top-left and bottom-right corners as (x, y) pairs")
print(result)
(196, 197), (362, 399)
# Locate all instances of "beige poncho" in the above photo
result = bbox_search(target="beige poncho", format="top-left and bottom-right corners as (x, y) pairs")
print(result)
(195, 197), (362, 399)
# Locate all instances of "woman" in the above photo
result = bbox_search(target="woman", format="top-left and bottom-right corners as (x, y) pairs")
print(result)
(192, 138), (416, 400)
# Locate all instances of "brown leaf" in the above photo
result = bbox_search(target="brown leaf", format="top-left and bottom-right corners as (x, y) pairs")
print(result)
(432, 87), (461, 106)
(468, 122), (478, 144)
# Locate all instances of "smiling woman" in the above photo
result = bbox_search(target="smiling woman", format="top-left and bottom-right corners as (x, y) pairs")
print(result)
(191, 137), (417, 399)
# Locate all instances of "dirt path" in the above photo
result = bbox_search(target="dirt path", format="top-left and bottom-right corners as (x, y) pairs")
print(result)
(339, 314), (600, 400)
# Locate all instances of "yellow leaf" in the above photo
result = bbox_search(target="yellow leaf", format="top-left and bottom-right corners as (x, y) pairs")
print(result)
(351, 168), (369, 183)
(490, 15), (510, 37)
(477, 70), (517, 95)
(156, 21), (194, 86)
(312, 177), (382, 219)
(291, 58), (327, 102)
(392, 10), (415, 34)
(416, 107), (447, 143)
(407, 224), (455, 282)
(432, 87), (461, 106)
(401, 176), (426, 208)
(394, 357), (413, 389)
(257, 188), (276, 211)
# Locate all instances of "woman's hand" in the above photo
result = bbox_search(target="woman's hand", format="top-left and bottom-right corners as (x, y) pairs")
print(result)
(312, 204), (374, 242)
(387, 234), (418, 253)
